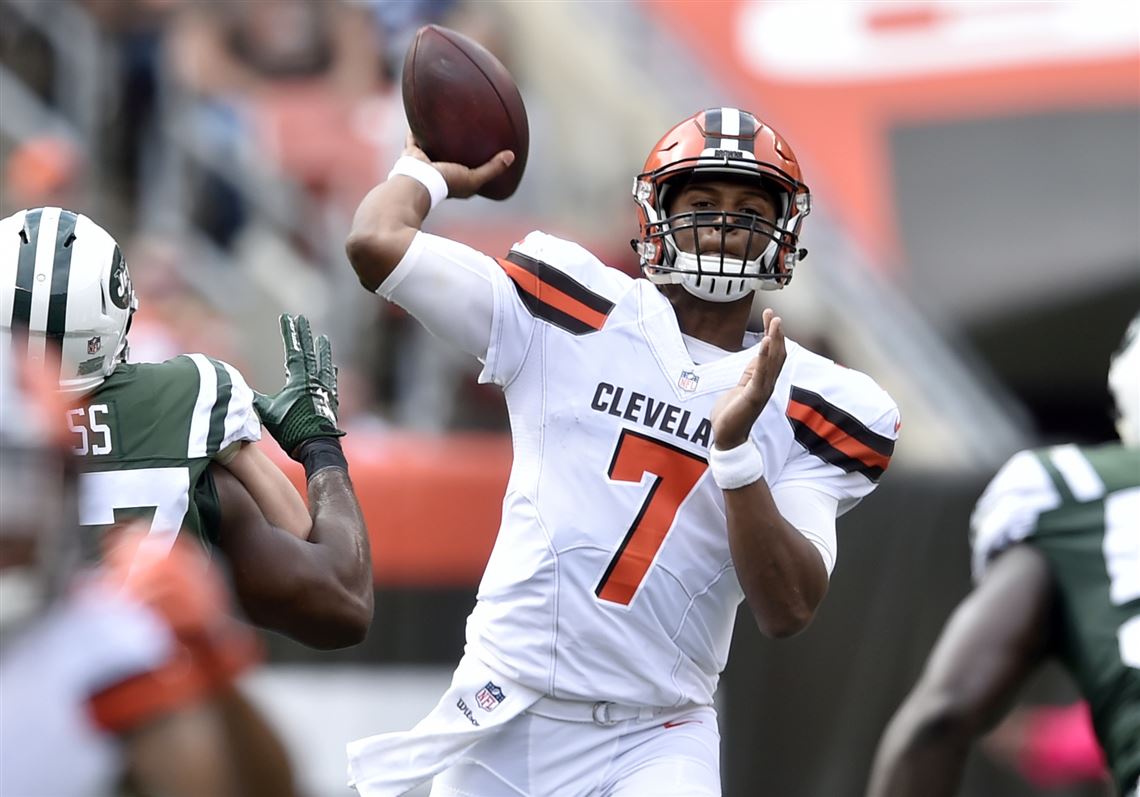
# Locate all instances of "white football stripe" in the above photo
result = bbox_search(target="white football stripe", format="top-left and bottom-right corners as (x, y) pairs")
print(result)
(1049, 444), (1105, 501)
(720, 107), (741, 150)
(26, 206), (62, 364)
(220, 360), (261, 447)
(187, 353), (217, 458)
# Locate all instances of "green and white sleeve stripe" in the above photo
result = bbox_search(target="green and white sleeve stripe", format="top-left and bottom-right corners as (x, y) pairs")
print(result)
(186, 354), (260, 459)
(1046, 443), (1107, 502)
(970, 449), (1060, 580)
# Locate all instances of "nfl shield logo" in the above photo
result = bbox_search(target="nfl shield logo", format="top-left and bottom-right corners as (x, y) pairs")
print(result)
(475, 682), (505, 712)
(87, 336), (102, 355)
(678, 369), (699, 392)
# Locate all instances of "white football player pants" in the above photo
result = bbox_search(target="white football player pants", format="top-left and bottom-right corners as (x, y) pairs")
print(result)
(347, 654), (720, 797)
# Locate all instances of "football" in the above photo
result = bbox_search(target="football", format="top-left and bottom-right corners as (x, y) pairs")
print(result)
(401, 25), (529, 201)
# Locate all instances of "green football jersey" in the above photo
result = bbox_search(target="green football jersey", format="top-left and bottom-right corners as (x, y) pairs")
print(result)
(71, 354), (261, 551)
(972, 442), (1140, 794)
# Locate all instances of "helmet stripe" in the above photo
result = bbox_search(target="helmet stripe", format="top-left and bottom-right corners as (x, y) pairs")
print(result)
(45, 210), (78, 347)
(10, 208), (42, 335)
(720, 107), (740, 141)
(721, 107), (743, 151)
(737, 112), (756, 154)
(702, 108), (756, 153)
(25, 207), (62, 365)
(702, 107), (722, 150)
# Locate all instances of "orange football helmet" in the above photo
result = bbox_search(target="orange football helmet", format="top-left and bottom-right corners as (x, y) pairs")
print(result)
(633, 107), (811, 301)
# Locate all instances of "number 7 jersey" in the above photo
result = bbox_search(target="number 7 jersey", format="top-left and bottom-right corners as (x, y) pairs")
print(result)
(71, 355), (261, 553)
(380, 231), (900, 709)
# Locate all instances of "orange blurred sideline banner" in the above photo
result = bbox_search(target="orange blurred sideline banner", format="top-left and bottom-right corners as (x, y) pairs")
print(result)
(643, 0), (1140, 262)
(260, 433), (512, 588)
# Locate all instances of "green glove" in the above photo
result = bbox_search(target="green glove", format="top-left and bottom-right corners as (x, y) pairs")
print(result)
(254, 314), (345, 458)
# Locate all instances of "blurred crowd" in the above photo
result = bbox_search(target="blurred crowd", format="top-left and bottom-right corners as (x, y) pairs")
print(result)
(1, 0), (616, 433)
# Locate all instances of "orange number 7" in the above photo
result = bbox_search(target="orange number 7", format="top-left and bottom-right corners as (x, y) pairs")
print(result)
(595, 429), (708, 605)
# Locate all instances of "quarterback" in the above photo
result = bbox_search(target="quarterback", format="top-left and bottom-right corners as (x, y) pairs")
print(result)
(868, 315), (1140, 797)
(1, 208), (373, 649)
(346, 108), (900, 796)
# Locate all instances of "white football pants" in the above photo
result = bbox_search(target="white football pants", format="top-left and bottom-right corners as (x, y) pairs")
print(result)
(429, 703), (720, 797)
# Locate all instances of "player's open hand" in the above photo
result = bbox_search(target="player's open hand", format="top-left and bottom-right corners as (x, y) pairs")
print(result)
(254, 314), (345, 459)
(710, 308), (787, 450)
(402, 133), (515, 200)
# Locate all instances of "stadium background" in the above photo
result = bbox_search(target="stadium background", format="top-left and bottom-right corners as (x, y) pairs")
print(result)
(2, 0), (1137, 794)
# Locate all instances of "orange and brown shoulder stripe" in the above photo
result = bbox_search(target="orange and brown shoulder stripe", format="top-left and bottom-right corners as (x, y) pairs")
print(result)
(496, 251), (615, 335)
(786, 386), (895, 482)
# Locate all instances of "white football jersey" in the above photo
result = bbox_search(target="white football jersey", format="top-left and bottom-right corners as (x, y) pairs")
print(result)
(381, 231), (899, 708)
(0, 582), (173, 797)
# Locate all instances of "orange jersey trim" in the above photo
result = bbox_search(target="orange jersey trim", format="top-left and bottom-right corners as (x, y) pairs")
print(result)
(786, 399), (891, 471)
(496, 258), (609, 331)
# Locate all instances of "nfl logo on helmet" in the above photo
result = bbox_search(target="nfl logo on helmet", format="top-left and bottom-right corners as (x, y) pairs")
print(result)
(678, 370), (699, 392)
(475, 682), (505, 712)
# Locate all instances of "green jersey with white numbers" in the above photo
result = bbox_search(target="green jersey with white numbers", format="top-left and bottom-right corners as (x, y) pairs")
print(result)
(71, 354), (261, 551)
(972, 442), (1140, 794)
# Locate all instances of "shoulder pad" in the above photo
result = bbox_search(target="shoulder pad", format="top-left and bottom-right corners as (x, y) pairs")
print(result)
(497, 232), (630, 335)
(785, 343), (900, 483)
(509, 231), (632, 301)
(969, 448), (1059, 580)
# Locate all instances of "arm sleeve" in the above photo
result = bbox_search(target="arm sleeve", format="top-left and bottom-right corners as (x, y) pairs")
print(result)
(777, 403), (900, 515)
(185, 354), (261, 458)
(770, 483), (840, 575)
(780, 353), (900, 518)
(376, 231), (538, 384)
(969, 449), (1060, 582)
(379, 229), (634, 388)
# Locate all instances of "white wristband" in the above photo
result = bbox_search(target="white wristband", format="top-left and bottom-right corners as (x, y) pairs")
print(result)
(387, 156), (448, 210)
(709, 440), (765, 490)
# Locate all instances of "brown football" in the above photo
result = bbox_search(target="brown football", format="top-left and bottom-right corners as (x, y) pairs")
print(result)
(401, 24), (529, 201)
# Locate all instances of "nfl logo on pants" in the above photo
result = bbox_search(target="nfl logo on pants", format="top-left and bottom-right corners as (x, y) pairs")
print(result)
(475, 682), (505, 712)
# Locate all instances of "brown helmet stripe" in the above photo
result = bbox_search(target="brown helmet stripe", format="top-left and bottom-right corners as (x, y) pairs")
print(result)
(702, 107), (723, 150)
(737, 111), (756, 153)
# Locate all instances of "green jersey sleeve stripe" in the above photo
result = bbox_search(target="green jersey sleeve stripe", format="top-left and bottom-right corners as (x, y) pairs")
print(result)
(1048, 444), (1107, 502)
(186, 353), (218, 458)
(206, 358), (233, 456)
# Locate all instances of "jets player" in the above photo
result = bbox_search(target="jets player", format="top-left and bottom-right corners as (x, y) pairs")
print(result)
(867, 315), (1140, 797)
(344, 107), (899, 797)
(0, 334), (297, 797)
(1, 208), (373, 649)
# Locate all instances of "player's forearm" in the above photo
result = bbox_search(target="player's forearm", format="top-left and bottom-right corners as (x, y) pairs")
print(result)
(866, 701), (972, 797)
(724, 481), (828, 638)
(345, 177), (430, 290)
(264, 465), (374, 648)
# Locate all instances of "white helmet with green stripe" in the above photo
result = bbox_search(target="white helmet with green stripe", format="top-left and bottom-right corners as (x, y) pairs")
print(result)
(1108, 313), (1139, 448)
(0, 207), (137, 394)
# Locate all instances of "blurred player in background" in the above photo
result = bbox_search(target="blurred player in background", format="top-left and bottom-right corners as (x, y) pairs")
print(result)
(867, 314), (1140, 797)
(344, 107), (900, 796)
(1, 207), (374, 649)
(0, 332), (297, 797)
